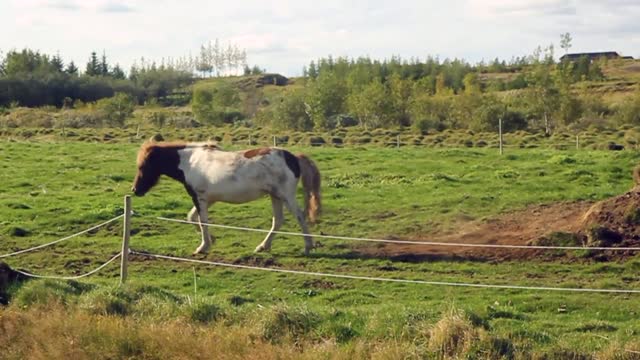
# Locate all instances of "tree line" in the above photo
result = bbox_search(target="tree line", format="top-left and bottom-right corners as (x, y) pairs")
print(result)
(0, 39), (259, 108)
(254, 42), (618, 134)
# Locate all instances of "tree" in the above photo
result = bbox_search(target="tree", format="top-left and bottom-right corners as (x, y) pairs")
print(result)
(271, 90), (313, 131)
(111, 64), (126, 80)
(212, 39), (225, 76)
(305, 71), (348, 130)
(560, 32), (572, 55)
(526, 45), (558, 134)
(100, 51), (109, 76)
(51, 53), (64, 72)
(65, 61), (78, 75)
(463, 73), (481, 95)
(347, 80), (392, 129)
(409, 92), (454, 131)
(85, 51), (100, 76)
(196, 44), (212, 77)
(307, 60), (318, 78)
(388, 73), (413, 126)
(191, 82), (241, 125)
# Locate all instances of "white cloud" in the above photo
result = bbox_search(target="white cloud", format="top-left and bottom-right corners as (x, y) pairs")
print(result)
(1, 0), (639, 76)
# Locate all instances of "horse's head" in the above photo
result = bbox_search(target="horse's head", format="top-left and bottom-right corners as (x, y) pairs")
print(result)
(131, 142), (163, 196)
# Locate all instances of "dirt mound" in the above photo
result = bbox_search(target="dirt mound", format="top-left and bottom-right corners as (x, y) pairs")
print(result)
(580, 187), (640, 247)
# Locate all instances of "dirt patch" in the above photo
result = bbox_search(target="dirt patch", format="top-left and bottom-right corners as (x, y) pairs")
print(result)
(361, 201), (597, 262)
(363, 185), (640, 262)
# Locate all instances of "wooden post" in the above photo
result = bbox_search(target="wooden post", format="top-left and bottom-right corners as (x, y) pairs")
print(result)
(576, 134), (579, 150)
(120, 195), (132, 285)
(498, 117), (504, 155)
(273, 135), (277, 147)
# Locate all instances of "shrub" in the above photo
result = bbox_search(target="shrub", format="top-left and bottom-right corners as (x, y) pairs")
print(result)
(260, 304), (321, 343)
(186, 301), (224, 324)
(427, 308), (478, 357)
(96, 93), (135, 127)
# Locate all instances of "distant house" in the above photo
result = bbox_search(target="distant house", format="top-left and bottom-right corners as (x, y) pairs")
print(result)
(560, 51), (633, 62)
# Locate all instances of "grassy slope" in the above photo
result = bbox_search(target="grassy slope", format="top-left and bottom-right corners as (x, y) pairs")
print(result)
(2, 141), (640, 357)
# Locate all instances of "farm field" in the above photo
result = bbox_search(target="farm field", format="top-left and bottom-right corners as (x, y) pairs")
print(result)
(2, 139), (640, 358)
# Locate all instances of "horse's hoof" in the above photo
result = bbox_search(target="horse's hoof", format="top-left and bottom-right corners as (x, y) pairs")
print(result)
(255, 245), (270, 253)
(193, 247), (210, 255)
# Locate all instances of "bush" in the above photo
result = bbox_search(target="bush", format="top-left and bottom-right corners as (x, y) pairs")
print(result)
(427, 308), (478, 357)
(1, 108), (56, 128)
(96, 93), (135, 127)
(260, 304), (321, 343)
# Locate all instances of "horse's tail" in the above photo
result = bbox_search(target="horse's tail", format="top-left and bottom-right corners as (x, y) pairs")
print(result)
(297, 154), (322, 223)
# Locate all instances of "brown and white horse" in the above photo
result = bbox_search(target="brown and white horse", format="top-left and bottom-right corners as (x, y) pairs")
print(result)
(131, 141), (322, 255)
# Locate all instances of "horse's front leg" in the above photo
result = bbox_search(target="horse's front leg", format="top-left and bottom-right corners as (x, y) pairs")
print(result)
(188, 205), (216, 243)
(194, 197), (214, 255)
(255, 196), (284, 253)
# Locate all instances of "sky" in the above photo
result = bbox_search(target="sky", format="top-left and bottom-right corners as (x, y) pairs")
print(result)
(1, 0), (639, 77)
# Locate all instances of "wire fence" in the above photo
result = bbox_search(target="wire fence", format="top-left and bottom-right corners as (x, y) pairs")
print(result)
(231, 133), (633, 152)
(13, 253), (121, 280)
(3, 197), (640, 294)
(1, 214), (124, 280)
(130, 250), (640, 294)
(156, 216), (640, 251)
(0, 215), (124, 259)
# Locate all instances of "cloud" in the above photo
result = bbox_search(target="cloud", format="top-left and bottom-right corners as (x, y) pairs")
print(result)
(45, 0), (81, 11)
(468, 0), (576, 17)
(98, 1), (135, 13)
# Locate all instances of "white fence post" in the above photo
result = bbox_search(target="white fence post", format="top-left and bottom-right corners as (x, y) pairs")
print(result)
(499, 117), (504, 155)
(120, 195), (132, 285)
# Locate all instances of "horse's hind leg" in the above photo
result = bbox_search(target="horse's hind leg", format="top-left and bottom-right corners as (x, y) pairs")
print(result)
(282, 194), (313, 255)
(187, 206), (200, 232)
(255, 196), (284, 253)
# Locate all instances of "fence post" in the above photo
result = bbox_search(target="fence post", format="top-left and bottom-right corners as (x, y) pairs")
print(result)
(498, 117), (504, 155)
(273, 135), (277, 147)
(120, 195), (132, 285)
(397, 135), (400, 149)
(576, 134), (579, 150)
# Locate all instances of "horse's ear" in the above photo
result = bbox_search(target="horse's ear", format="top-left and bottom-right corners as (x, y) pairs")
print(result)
(149, 133), (164, 143)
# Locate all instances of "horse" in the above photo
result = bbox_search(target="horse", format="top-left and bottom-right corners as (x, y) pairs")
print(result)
(131, 140), (322, 255)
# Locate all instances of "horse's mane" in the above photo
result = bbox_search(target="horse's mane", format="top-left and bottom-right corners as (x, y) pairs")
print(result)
(137, 141), (221, 166)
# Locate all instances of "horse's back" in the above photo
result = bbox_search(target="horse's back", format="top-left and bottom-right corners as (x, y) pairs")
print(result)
(179, 147), (296, 203)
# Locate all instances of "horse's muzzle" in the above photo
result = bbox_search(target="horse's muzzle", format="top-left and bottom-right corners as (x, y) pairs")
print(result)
(131, 186), (143, 197)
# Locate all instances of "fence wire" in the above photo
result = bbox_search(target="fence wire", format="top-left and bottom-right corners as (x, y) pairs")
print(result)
(13, 252), (121, 280)
(156, 217), (640, 252)
(0, 214), (124, 259)
(131, 250), (640, 294)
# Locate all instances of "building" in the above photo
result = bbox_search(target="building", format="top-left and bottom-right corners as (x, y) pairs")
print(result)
(559, 51), (633, 62)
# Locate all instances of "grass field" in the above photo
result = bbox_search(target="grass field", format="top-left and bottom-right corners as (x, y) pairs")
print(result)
(2, 140), (640, 358)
